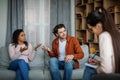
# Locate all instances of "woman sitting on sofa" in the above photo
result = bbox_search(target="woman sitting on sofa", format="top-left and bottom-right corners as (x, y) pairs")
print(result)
(83, 7), (120, 80)
(8, 29), (41, 80)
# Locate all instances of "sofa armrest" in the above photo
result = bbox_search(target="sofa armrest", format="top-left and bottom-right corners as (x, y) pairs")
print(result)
(79, 45), (89, 67)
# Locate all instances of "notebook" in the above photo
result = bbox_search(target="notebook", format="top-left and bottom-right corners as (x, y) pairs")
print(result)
(85, 63), (98, 69)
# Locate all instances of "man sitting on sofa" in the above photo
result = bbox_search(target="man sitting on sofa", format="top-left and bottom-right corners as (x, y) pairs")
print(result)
(42, 24), (84, 80)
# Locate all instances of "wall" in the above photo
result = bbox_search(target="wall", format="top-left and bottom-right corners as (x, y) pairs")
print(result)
(0, 0), (8, 47)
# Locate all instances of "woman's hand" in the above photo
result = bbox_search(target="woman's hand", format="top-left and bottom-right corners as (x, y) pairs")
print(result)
(20, 46), (28, 53)
(88, 58), (100, 65)
(34, 43), (42, 51)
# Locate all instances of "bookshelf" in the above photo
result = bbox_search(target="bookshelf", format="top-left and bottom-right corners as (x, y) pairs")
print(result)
(75, 0), (120, 53)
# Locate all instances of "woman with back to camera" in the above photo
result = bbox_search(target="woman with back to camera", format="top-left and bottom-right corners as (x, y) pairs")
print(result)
(8, 29), (41, 80)
(83, 7), (120, 80)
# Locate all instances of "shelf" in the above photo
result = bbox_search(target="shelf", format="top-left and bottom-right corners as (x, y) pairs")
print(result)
(75, 0), (82, 6)
(107, 6), (114, 13)
(87, 0), (94, 4)
(75, 6), (86, 17)
(116, 24), (120, 28)
(76, 3), (86, 7)
(76, 29), (86, 32)
(104, 0), (115, 10)
(115, 13), (120, 24)
(86, 30), (94, 42)
(115, 5), (120, 13)
(76, 3), (82, 7)
(88, 42), (99, 44)
(86, 3), (94, 16)
(75, 0), (120, 53)
(75, 13), (82, 19)
(94, 0), (103, 9)
(94, 0), (102, 2)
(81, 17), (87, 29)
(76, 12), (82, 15)
(94, 34), (99, 43)
(75, 19), (81, 30)
(82, 0), (88, 5)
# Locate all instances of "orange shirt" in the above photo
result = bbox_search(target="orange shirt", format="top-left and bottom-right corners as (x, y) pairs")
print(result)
(48, 35), (84, 69)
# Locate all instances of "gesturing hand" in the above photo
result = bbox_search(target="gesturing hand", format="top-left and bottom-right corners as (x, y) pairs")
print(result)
(34, 43), (42, 51)
(42, 46), (51, 52)
(65, 55), (74, 62)
(20, 46), (28, 53)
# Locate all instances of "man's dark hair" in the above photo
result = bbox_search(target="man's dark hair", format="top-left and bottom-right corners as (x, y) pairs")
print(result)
(53, 24), (66, 36)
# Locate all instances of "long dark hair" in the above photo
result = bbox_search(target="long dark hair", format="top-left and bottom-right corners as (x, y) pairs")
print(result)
(12, 29), (28, 47)
(87, 7), (120, 73)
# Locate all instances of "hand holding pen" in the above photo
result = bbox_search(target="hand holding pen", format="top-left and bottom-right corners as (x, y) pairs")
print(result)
(88, 52), (100, 65)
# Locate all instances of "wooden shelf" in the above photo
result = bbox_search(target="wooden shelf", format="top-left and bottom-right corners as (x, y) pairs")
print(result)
(94, 0), (103, 9)
(76, 29), (86, 32)
(115, 13), (120, 24)
(94, 0), (102, 2)
(115, 5), (120, 13)
(116, 24), (120, 28)
(75, 0), (120, 53)
(87, 0), (94, 4)
(86, 3), (94, 16)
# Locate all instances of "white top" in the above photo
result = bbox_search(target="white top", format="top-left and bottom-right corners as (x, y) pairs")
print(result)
(58, 39), (66, 61)
(8, 43), (36, 63)
(97, 32), (115, 73)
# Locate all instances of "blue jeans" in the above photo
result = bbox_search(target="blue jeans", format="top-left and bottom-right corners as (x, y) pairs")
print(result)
(8, 59), (30, 80)
(49, 57), (74, 80)
(83, 66), (97, 80)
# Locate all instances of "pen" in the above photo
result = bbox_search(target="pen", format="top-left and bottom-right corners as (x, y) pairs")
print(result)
(92, 53), (97, 59)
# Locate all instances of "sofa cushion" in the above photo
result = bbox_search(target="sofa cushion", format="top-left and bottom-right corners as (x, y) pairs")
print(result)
(0, 47), (10, 68)
(29, 69), (44, 80)
(0, 69), (44, 80)
(0, 69), (16, 80)
(44, 66), (85, 80)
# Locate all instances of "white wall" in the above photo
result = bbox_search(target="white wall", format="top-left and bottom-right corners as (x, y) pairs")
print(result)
(0, 0), (8, 47)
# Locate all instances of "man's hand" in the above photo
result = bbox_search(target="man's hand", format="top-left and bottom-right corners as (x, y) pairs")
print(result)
(34, 43), (42, 51)
(20, 46), (28, 53)
(42, 46), (51, 52)
(65, 55), (74, 62)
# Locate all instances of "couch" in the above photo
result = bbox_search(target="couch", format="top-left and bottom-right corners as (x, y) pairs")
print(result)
(0, 45), (89, 80)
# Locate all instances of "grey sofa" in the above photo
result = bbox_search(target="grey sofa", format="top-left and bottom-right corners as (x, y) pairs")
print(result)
(0, 45), (89, 80)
